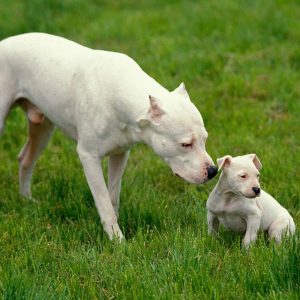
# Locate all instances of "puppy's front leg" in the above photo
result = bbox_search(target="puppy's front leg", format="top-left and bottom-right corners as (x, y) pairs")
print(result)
(77, 145), (123, 241)
(108, 151), (130, 216)
(243, 214), (261, 249)
(207, 211), (219, 235)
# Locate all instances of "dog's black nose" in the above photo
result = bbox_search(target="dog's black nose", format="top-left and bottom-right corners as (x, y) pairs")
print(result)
(252, 187), (260, 195)
(207, 165), (218, 179)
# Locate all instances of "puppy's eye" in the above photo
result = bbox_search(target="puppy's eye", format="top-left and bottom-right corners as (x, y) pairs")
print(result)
(257, 174), (260, 178)
(240, 174), (247, 179)
(181, 142), (193, 148)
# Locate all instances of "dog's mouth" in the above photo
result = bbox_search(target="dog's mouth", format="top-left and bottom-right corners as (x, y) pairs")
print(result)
(175, 173), (183, 179)
(242, 192), (260, 199)
(174, 172), (208, 185)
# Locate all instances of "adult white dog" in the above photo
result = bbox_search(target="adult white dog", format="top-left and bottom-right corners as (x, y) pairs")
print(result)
(206, 154), (295, 248)
(0, 33), (217, 240)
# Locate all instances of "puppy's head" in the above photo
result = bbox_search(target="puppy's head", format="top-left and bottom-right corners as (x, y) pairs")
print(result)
(137, 82), (217, 184)
(217, 154), (262, 198)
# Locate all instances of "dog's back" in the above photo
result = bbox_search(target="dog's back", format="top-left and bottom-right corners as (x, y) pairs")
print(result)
(0, 33), (136, 138)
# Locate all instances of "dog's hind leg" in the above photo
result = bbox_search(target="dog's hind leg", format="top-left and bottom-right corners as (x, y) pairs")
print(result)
(268, 216), (295, 243)
(108, 151), (130, 217)
(18, 117), (54, 198)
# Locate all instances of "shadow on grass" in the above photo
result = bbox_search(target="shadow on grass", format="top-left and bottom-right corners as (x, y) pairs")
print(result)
(206, 228), (270, 251)
(120, 203), (163, 240)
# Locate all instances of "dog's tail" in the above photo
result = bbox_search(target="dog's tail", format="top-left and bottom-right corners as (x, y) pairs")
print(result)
(0, 51), (16, 136)
(0, 88), (14, 136)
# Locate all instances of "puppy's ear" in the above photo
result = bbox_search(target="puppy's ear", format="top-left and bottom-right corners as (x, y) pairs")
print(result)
(217, 155), (232, 170)
(248, 154), (262, 170)
(137, 95), (165, 128)
(173, 82), (190, 100)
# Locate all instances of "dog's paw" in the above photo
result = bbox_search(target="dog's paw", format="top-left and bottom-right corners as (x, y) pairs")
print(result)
(242, 239), (252, 251)
(208, 228), (218, 236)
(105, 223), (124, 242)
(28, 196), (39, 203)
(20, 193), (39, 203)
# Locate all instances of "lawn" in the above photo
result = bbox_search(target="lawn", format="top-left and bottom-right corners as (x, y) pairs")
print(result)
(0, 0), (299, 299)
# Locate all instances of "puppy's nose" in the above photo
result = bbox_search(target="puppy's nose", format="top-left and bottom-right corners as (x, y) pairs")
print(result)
(207, 165), (218, 179)
(252, 187), (260, 195)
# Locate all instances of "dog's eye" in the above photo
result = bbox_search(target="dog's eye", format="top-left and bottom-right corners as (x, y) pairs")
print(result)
(240, 174), (247, 179)
(181, 142), (193, 148)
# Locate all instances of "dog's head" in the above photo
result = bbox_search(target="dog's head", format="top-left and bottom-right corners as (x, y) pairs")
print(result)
(217, 154), (262, 198)
(137, 83), (217, 184)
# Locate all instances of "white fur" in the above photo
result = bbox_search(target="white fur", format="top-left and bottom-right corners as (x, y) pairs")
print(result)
(206, 154), (295, 249)
(0, 33), (216, 240)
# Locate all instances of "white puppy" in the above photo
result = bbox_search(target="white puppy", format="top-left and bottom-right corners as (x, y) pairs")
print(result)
(0, 33), (217, 240)
(206, 154), (295, 248)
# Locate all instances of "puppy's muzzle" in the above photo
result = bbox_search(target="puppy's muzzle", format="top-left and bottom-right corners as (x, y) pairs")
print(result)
(252, 187), (261, 196)
(207, 165), (218, 180)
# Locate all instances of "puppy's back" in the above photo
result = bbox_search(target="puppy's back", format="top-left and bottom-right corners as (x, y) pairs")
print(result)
(258, 190), (294, 232)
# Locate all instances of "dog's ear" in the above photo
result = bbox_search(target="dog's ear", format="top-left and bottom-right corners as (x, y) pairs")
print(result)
(247, 154), (262, 170)
(137, 95), (165, 127)
(173, 82), (190, 100)
(217, 155), (232, 170)
(148, 95), (165, 125)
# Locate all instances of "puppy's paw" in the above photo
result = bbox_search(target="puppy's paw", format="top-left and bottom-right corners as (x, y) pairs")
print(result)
(242, 239), (252, 251)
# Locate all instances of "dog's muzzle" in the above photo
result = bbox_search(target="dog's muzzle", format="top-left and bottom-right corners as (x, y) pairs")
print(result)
(207, 165), (218, 179)
(252, 187), (261, 196)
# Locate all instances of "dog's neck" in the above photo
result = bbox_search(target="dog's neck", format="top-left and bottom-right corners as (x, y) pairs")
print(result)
(118, 77), (169, 146)
(120, 122), (154, 147)
(214, 172), (236, 201)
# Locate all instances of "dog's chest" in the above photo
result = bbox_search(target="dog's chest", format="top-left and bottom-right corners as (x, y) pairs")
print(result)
(211, 197), (242, 215)
(209, 196), (249, 232)
(219, 214), (247, 233)
(102, 125), (137, 155)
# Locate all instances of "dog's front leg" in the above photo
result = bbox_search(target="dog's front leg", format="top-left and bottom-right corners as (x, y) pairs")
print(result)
(207, 211), (219, 235)
(108, 151), (130, 217)
(243, 214), (261, 249)
(77, 145), (124, 241)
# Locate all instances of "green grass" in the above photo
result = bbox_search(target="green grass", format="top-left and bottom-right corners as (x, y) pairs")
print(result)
(1, 0), (300, 298)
